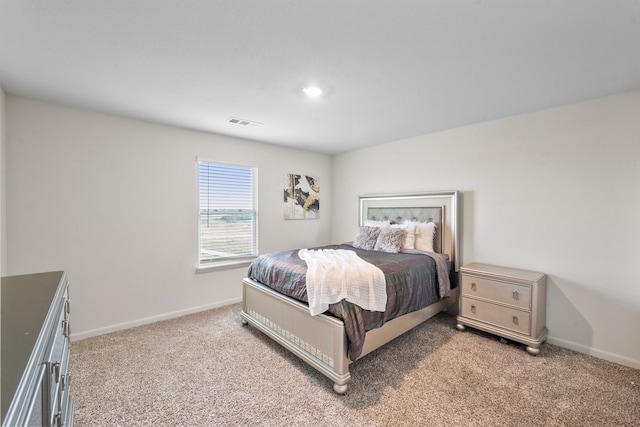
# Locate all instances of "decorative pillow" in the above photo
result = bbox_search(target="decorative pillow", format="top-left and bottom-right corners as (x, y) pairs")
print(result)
(400, 220), (417, 251)
(374, 226), (407, 253)
(414, 222), (437, 252)
(353, 226), (382, 250)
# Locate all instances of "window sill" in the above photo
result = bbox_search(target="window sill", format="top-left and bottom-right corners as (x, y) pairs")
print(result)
(196, 258), (255, 274)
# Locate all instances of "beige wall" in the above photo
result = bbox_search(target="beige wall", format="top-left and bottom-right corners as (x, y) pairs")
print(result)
(332, 91), (640, 369)
(5, 96), (333, 339)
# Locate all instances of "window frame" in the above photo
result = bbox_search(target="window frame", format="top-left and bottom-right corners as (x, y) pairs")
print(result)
(196, 159), (258, 272)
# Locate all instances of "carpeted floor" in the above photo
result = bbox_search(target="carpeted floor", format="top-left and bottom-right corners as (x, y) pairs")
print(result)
(71, 303), (640, 426)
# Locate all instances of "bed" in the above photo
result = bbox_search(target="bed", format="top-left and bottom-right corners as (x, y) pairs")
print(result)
(240, 191), (460, 394)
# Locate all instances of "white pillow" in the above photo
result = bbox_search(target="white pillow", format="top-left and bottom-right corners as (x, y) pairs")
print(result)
(400, 220), (417, 251)
(414, 222), (436, 252)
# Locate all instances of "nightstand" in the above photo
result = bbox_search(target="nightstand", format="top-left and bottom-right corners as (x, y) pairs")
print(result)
(456, 263), (547, 355)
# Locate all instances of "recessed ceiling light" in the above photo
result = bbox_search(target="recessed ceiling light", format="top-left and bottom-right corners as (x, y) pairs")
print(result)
(303, 86), (323, 97)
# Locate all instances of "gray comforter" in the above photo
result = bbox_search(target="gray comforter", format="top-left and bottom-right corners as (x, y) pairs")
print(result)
(247, 243), (451, 360)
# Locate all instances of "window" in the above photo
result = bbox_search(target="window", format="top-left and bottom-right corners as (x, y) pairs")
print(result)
(198, 161), (258, 267)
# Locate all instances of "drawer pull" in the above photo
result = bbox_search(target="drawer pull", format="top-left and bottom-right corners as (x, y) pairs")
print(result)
(61, 371), (71, 390)
(470, 305), (476, 314)
(62, 319), (70, 338)
(52, 361), (61, 383)
(512, 316), (519, 325)
(471, 282), (477, 291)
(512, 291), (519, 300)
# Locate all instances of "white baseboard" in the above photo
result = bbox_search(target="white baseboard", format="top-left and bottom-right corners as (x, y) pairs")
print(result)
(70, 297), (242, 341)
(547, 336), (640, 370)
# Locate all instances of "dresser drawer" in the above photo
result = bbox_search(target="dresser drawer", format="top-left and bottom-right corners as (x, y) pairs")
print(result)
(461, 275), (531, 310)
(45, 302), (69, 423)
(23, 365), (47, 426)
(460, 296), (530, 335)
(60, 388), (74, 427)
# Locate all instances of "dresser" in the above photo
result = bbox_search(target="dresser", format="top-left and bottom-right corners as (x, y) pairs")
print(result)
(456, 263), (547, 355)
(1, 271), (74, 427)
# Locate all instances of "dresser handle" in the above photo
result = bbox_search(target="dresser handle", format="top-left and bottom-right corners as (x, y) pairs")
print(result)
(471, 282), (477, 291)
(62, 371), (71, 390)
(62, 319), (70, 338)
(512, 316), (519, 325)
(470, 305), (476, 314)
(52, 361), (61, 383)
(512, 291), (519, 300)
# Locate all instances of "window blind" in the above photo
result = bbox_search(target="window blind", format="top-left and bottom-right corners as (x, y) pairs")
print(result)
(198, 161), (257, 265)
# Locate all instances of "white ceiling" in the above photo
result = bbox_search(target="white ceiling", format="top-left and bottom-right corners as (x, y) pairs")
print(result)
(1, 1), (639, 155)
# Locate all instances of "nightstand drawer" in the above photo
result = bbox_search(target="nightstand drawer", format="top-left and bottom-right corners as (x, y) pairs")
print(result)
(461, 275), (531, 309)
(460, 296), (530, 335)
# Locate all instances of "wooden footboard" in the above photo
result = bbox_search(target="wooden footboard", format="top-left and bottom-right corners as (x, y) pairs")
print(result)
(240, 278), (352, 393)
(240, 277), (458, 394)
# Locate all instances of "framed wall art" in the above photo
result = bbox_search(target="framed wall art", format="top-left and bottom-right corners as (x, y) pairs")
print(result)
(283, 174), (320, 219)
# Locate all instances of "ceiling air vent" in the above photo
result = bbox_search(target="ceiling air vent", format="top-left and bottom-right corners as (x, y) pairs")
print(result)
(227, 117), (262, 127)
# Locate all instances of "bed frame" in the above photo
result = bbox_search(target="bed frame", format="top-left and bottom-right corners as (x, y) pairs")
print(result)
(240, 191), (460, 394)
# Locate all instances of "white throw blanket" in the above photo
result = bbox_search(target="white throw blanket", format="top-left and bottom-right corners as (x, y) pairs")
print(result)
(298, 248), (387, 316)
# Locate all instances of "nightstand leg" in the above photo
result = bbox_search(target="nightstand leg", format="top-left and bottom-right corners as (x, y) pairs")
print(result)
(455, 323), (465, 331)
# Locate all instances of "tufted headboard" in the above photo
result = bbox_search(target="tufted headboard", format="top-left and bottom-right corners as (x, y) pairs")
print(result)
(358, 191), (460, 271)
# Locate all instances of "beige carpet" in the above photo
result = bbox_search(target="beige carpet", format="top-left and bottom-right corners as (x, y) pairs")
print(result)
(71, 303), (640, 426)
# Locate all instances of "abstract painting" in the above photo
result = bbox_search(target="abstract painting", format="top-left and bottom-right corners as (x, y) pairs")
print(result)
(283, 174), (320, 219)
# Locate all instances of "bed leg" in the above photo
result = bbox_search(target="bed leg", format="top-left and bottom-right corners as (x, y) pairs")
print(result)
(526, 345), (541, 356)
(333, 383), (348, 395)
